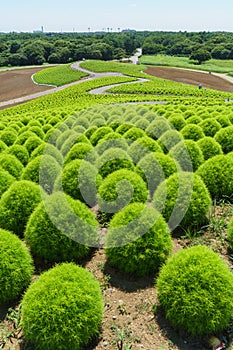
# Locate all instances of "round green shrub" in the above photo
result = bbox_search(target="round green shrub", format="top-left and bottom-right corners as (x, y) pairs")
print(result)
(185, 115), (202, 124)
(96, 136), (128, 155)
(6, 145), (29, 166)
(60, 159), (101, 206)
(56, 129), (77, 150)
(157, 245), (233, 335)
(146, 117), (171, 139)
(64, 142), (94, 164)
(73, 116), (90, 129)
(0, 180), (42, 237)
(158, 129), (183, 153)
(15, 130), (36, 145)
(181, 124), (205, 141)
(24, 136), (44, 155)
(90, 126), (112, 146)
(196, 155), (233, 200)
(21, 155), (61, 193)
(31, 143), (63, 165)
(84, 125), (98, 139)
(227, 216), (233, 251)
(96, 148), (134, 178)
(134, 117), (150, 130)
(44, 127), (62, 144)
(0, 128), (17, 146)
(0, 168), (15, 197)
(214, 115), (231, 127)
(198, 118), (221, 137)
(105, 203), (172, 276)
(153, 172), (211, 229)
(97, 169), (148, 214)
(123, 126), (146, 142)
(214, 125), (233, 153)
(29, 126), (45, 139)
(170, 139), (204, 172)
(42, 124), (52, 133)
(0, 229), (34, 304)
(25, 192), (98, 261)
(0, 154), (23, 179)
(197, 137), (223, 160)
(137, 152), (177, 197)
(115, 123), (133, 135)
(21, 263), (103, 350)
(167, 114), (186, 131)
(128, 136), (162, 163)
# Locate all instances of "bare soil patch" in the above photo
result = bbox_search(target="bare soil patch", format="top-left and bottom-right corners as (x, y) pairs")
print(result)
(0, 67), (53, 103)
(145, 66), (233, 92)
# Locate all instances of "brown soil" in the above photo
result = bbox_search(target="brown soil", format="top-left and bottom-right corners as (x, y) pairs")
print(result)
(145, 66), (233, 92)
(0, 67), (53, 103)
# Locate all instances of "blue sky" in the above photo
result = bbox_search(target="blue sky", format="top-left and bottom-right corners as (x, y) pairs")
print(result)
(1, 0), (233, 33)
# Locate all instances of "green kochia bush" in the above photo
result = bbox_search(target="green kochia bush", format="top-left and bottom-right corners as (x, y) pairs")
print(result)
(64, 142), (94, 164)
(0, 128), (17, 146)
(98, 169), (148, 214)
(214, 125), (233, 153)
(6, 145), (29, 166)
(198, 118), (221, 137)
(90, 126), (112, 145)
(96, 148), (134, 178)
(105, 203), (172, 276)
(128, 136), (162, 163)
(157, 245), (233, 335)
(25, 192), (98, 261)
(60, 159), (101, 207)
(197, 137), (223, 160)
(0, 154), (23, 179)
(0, 229), (34, 304)
(170, 139), (204, 172)
(153, 172), (211, 230)
(21, 263), (103, 350)
(196, 155), (233, 200)
(181, 124), (204, 141)
(0, 180), (42, 237)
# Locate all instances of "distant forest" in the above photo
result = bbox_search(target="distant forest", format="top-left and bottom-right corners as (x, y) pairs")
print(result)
(0, 31), (233, 67)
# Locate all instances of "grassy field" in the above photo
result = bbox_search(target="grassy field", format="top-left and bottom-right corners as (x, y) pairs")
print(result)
(140, 54), (233, 75)
(33, 64), (89, 86)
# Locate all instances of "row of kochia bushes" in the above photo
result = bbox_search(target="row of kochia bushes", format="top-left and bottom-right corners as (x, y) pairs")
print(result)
(1, 104), (233, 349)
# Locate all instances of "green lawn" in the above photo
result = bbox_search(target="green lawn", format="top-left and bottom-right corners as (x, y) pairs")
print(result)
(33, 64), (89, 87)
(140, 54), (233, 75)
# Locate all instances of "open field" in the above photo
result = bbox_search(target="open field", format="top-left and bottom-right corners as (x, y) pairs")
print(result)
(140, 54), (233, 75)
(0, 60), (233, 350)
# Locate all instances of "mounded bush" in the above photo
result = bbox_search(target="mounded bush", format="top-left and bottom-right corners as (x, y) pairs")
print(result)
(15, 130), (36, 145)
(157, 245), (233, 335)
(170, 139), (204, 172)
(64, 142), (94, 164)
(146, 117), (171, 139)
(0, 168), (15, 197)
(214, 125), (233, 153)
(96, 136), (128, 155)
(29, 126), (45, 139)
(97, 169), (148, 214)
(60, 159), (101, 206)
(6, 144), (29, 166)
(44, 127), (62, 144)
(21, 263), (103, 350)
(25, 192), (98, 261)
(196, 155), (233, 200)
(24, 136), (44, 155)
(105, 203), (172, 276)
(90, 126), (112, 146)
(0, 128), (17, 146)
(96, 148), (134, 178)
(56, 129), (77, 150)
(167, 114), (186, 131)
(115, 123), (133, 135)
(123, 126), (146, 142)
(0, 140), (7, 153)
(214, 115), (231, 127)
(22, 155), (61, 193)
(0, 154), (23, 179)
(0, 180), (42, 237)
(153, 172), (211, 229)
(185, 115), (202, 124)
(181, 124), (204, 141)
(128, 136), (162, 163)
(137, 152), (176, 197)
(84, 125), (98, 139)
(31, 143), (63, 165)
(198, 118), (221, 137)
(197, 137), (223, 160)
(0, 229), (34, 304)
(158, 129), (183, 153)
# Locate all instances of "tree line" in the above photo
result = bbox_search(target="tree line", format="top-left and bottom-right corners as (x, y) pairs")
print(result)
(0, 30), (233, 67)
